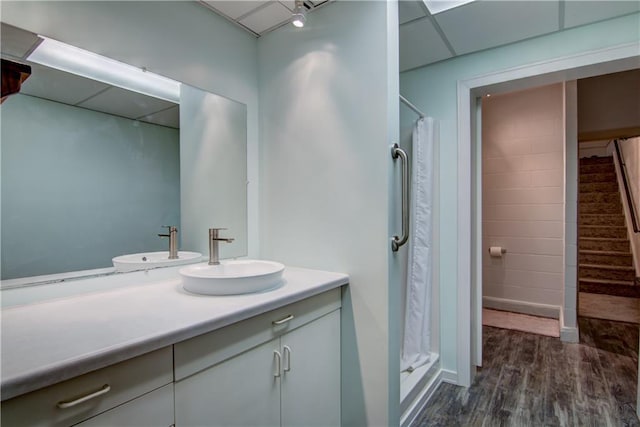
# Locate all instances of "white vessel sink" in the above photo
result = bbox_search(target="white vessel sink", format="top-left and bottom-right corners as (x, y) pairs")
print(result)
(180, 260), (285, 296)
(113, 251), (202, 273)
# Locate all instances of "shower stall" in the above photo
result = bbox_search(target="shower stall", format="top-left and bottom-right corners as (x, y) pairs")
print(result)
(395, 94), (441, 426)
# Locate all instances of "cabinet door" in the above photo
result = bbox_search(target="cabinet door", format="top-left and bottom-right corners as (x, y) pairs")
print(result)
(74, 384), (174, 427)
(281, 310), (341, 427)
(175, 339), (281, 427)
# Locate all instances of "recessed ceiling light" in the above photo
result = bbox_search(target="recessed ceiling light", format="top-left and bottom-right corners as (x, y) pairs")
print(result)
(423, 0), (477, 15)
(27, 37), (180, 102)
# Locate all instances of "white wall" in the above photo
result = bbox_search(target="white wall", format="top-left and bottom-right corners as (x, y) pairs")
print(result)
(400, 12), (640, 380)
(578, 140), (610, 158)
(482, 84), (565, 309)
(0, 1), (261, 257)
(619, 137), (640, 273)
(257, 2), (399, 425)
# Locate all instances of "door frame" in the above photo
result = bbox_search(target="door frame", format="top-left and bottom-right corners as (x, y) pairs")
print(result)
(456, 42), (640, 387)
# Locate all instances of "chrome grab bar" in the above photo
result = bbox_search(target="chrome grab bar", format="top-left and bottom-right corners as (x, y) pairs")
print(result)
(391, 143), (409, 252)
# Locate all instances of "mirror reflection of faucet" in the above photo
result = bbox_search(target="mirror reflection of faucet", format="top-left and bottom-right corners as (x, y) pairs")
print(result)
(209, 228), (234, 265)
(158, 226), (179, 259)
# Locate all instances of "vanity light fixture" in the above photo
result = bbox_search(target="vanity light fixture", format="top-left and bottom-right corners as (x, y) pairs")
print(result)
(27, 37), (180, 103)
(291, 0), (306, 28)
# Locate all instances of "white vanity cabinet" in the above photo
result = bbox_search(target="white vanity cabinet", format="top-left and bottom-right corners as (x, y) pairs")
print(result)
(1, 347), (173, 427)
(174, 288), (341, 427)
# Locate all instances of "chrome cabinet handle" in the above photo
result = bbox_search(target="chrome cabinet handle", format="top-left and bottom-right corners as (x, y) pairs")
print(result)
(391, 143), (409, 252)
(273, 350), (282, 378)
(272, 314), (294, 325)
(56, 384), (111, 409)
(283, 345), (291, 372)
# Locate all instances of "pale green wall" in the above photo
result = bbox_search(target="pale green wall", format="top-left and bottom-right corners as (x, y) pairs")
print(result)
(257, 2), (399, 425)
(1, 94), (179, 279)
(180, 85), (248, 258)
(400, 12), (640, 376)
(1, 1), (261, 257)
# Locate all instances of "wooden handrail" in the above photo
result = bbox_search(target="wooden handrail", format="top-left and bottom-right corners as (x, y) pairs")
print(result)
(614, 139), (639, 233)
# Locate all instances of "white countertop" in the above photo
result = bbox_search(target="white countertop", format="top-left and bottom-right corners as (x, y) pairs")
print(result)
(1, 266), (348, 400)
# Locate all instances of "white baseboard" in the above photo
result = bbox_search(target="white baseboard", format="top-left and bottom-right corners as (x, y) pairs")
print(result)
(400, 368), (444, 427)
(441, 369), (458, 384)
(559, 307), (579, 343)
(483, 296), (560, 319)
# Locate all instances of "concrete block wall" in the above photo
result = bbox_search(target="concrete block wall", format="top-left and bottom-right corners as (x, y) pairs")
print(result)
(482, 83), (565, 309)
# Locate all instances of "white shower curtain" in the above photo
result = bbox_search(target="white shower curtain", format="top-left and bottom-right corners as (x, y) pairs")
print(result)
(401, 117), (436, 373)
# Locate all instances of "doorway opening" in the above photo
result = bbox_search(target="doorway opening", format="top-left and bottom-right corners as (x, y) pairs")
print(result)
(458, 43), (639, 420)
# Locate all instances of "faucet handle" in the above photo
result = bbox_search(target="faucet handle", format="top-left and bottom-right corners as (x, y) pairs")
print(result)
(209, 228), (234, 242)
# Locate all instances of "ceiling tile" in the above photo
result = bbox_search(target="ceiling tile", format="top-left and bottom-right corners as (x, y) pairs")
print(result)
(399, 1), (427, 24)
(78, 86), (176, 121)
(239, 2), (292, 34)
(203, 1), (266, 20)
(139, 105), (180, 129)
(1, 23), (41, 60)
(399, 18), (453, 71)
(564, 1), (640, 29)
(20, 63), (110, 106)
(279, 0), (296, 11)
(435, 0), (560, 55)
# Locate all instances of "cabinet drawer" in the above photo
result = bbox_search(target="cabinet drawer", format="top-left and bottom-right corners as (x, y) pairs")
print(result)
(175, 288), (341, 380)
(1, 347), (172, 427)
(74, 383), (174, 427)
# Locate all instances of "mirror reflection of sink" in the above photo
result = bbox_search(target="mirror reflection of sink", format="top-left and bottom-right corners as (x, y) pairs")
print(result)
(180, 260), (285, 296)
(112, 251), (202, 273)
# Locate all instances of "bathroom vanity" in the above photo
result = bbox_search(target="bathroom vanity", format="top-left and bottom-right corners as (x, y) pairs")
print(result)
(0, 266), (348, 426)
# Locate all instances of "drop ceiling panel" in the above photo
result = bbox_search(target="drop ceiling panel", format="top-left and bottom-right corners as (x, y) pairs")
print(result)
(20, 63), (110, 106)
(435, 0), (560, 55)
(0, 23), (40, 60)
(400, 18), (453, 72)
(564, 1), (640, 29)
(139, 105), (180, 129)
(78, 86), (177, 121)
(399, 1), (427, 24)
(239, 1), (293, 34)
(279, 0), (296, 11)
(202, 1), (266, 20)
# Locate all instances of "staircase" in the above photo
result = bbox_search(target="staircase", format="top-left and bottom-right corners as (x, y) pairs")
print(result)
(578, 156), (638, 297)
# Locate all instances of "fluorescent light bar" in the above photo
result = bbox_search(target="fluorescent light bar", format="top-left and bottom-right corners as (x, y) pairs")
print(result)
(423, 0), (477, 15)
(27, 37), (180, 103)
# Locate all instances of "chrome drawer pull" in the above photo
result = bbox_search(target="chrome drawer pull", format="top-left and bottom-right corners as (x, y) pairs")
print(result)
(57, 384), (111, 409)
(272, 314), (294, 325)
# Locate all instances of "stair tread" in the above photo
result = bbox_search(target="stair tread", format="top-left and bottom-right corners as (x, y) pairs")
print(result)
(581, 237), (630, 241)
(579, 277), (635, 286)
(579, 249), (633, 256)
(580, 225), (627, 229)
(579, 263), (635, 271)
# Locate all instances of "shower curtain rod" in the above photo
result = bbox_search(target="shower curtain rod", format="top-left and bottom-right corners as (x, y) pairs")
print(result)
(399, 94), (425, 118)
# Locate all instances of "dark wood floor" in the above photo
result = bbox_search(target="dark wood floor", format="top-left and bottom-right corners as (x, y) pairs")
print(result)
(412, 317), (639, 426)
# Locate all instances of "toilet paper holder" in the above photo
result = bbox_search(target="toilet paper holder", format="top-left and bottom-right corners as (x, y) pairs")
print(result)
(488, 247), (507, 254)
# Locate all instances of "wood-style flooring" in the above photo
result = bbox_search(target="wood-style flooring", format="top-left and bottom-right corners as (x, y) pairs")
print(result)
(412, 317), (639, 426)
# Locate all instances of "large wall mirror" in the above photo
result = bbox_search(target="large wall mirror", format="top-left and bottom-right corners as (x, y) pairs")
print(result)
(1, 23), (248, 283)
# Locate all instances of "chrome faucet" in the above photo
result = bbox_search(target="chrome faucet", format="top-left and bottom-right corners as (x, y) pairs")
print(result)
(209, 228), (234, 265)
(158, 226), (178, 259)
